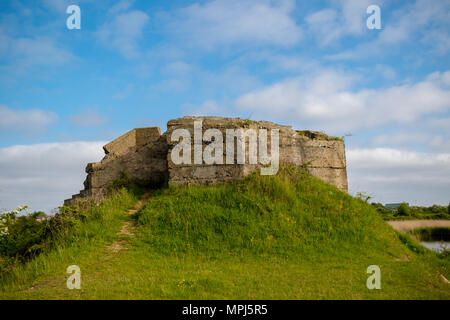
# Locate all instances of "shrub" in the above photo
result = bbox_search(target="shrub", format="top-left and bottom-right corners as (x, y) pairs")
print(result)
(0, 205), (29, 237)
(397, 202), (411, 216)
(0, 213), (45, 259)
(371, 202), (394, 219)
(1, 205), (83, 262)
(355, 192), (371, 202)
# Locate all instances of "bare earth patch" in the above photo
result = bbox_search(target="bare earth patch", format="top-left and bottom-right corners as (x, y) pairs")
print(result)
(106, 192), (152, 256)
(119, 221), (135, 237)
(107, 241), (127, 254)
(440, 274), (450, 284)
(394, 255), (410, 262)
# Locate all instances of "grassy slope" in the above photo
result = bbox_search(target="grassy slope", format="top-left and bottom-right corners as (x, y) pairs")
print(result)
(0, 167), (448, 299)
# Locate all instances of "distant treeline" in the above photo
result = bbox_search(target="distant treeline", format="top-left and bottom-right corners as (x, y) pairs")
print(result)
(371, 202), (450, 220)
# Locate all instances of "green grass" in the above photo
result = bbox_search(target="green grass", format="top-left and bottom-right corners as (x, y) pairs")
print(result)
(0, 167), (449, 299)
(296, 130), (344, 142)
(0, 188), (138, 296)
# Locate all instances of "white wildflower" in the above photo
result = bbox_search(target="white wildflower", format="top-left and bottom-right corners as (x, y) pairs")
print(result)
(0, 205), (29, 237)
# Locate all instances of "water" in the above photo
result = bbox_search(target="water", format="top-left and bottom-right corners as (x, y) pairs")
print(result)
(420, 241), (450, 253)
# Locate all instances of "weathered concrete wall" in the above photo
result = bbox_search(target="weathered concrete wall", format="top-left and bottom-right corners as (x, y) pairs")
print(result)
(103, 127), (163, 155)
(64, 128), (168, 206)
(166, 117), (347, 191)
(65, 116), (348, 205)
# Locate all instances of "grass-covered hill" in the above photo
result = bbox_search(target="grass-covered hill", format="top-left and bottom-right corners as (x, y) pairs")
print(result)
(0, 167), (448, 299)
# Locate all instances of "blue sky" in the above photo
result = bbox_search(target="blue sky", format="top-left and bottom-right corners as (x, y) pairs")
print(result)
(0, 0), (449, 212)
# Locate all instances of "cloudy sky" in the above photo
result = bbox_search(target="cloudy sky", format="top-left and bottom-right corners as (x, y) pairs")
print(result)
(0, 0), (449, 213)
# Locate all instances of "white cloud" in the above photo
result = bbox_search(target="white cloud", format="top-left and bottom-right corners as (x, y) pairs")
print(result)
(0, 34), (75, 69)
(373, 64), (397, 80)
(428, 135), (450, 153)
(0, 14), (75, 81)
(0, 105), (57, 133)
(165, 0), (301, 49)
(112, 83), (135, 99)
(185, 100), (230, 117)
(0, 141), (106, 213)
(152, 78), (191, 93)
(328, 0), (450, 59)
(40, 0), (73, 12)
(162, 61), (194, 76)
(151, 61), (196, 92)
(347, 148), (450, 206)
(97, 10), (150, 58)
(370, 133), (430, 147)
(230, 50), (322, 74)
(377, 0), (449, 44)
(234, 70), (450, 132)
(154, 63), (261, 95)
(305, 0), (372, 46)
(368, 129), (450, 153)
(422, 117), (450, 134)
(107, 0), (135, 15)
(70, 110), (108, 128)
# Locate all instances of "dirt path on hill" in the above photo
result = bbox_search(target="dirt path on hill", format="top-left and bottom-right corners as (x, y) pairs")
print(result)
(25, 192), (153, 293)
(387, 220), (450, 232)
(106, 192), (153, 255)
